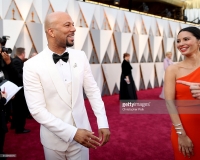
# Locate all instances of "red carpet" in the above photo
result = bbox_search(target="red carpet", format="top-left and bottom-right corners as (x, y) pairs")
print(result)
(4, 87), (173, 160)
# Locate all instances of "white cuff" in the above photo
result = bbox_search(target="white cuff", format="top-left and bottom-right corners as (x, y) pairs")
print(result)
(69, 127), (78, 142)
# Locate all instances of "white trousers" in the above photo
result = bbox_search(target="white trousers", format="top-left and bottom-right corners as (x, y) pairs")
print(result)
(43, 141), (89, 160)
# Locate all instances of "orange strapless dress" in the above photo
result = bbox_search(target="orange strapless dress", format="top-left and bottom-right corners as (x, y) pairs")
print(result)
(172, 67), (200, 160)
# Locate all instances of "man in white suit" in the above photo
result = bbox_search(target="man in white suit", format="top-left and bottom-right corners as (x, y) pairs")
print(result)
(23, 12), (110, 160)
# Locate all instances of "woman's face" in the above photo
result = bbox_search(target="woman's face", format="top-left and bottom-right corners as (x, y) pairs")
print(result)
(177, 31), (200, 56)
(167, 54), (172, 59)
(125, 55), (130, 61)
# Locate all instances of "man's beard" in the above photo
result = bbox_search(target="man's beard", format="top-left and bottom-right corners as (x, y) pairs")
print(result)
(66, 40), (74, 47)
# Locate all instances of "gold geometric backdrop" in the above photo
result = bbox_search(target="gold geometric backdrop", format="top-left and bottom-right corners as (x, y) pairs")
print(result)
(0, 0), (198, 95)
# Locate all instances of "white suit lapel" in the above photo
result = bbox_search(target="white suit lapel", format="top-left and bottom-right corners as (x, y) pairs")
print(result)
(42, 48), (72, 108)
(68, 49), (79, 107)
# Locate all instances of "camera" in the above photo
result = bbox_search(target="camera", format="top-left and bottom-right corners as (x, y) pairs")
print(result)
(1, 46), (12, 54)
(0, 36), (12, 54)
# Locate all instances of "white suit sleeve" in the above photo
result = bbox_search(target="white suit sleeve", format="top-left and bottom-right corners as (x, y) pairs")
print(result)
(23, 62), (77, 142)
(82, 52), (109, 129)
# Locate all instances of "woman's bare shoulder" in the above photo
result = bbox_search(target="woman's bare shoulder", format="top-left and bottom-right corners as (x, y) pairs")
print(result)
(166, 62), (180, 73)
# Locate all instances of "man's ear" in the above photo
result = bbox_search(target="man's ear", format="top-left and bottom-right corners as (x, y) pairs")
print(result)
(48, 28), (55, 38)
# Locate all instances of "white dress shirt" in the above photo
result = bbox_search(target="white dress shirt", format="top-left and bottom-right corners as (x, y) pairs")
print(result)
(47, 47), (72, 84)
(55, 58), (71, 84)
(47, 47), (77, 141)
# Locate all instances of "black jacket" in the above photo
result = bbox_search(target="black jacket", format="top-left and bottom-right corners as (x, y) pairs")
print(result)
(0, 56), (20, 133)
(0, 96), (7, 132)
(121, 60), (132, 76)
(12, 56), (27, 116)
(0, 57), (19, 84)
(12, 56), (23, 86)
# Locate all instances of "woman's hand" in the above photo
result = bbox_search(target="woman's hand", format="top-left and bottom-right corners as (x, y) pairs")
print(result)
(1, 91), (7, 98)
(125, 76), (130, 84)
(178, 134), (194, 158)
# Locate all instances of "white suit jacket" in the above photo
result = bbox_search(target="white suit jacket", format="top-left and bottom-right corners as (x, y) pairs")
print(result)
(23, 47), (109, 151)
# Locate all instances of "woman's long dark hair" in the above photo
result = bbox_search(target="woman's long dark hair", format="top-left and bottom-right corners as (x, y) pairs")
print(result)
(178, 27), (200, 40)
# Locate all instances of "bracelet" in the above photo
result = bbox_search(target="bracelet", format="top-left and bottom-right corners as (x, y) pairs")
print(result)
(174, 125), (184, 135)
(175, 127), (182, 130)
(173, 123), (182, 127)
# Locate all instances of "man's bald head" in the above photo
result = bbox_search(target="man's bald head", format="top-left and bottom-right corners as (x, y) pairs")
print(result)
(44, 11), (76, 51)
(44, 12), (71, 32)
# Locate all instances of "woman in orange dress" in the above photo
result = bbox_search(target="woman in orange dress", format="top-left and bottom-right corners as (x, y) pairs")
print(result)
(164, 26), (200, 159)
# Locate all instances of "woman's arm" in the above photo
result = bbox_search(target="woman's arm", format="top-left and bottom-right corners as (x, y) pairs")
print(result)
(164, 65), (194, 158)
(164, 65), (181, 124)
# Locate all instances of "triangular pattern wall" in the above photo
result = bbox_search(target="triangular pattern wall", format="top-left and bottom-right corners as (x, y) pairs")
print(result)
(0, 0), (193, 96)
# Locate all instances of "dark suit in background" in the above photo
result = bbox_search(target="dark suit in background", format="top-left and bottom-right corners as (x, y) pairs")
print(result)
(0, 56), (20, 156)
(12, 56), (28, 133)
(0, 95), (7, 155)
(119, 60), (137, 100)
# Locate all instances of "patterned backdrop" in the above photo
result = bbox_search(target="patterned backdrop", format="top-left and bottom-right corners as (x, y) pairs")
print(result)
(0, 0), (199, 96)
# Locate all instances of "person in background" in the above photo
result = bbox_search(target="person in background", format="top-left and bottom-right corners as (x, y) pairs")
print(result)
(119, 53), (137, 100)
(159, 52), (173, 99)
(0, 37), (20, 158)
(12, 48), (30, 134)
(165, 26), (200, 159)
(29, 52), (37, 58)
(23, 58), (28, 62)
